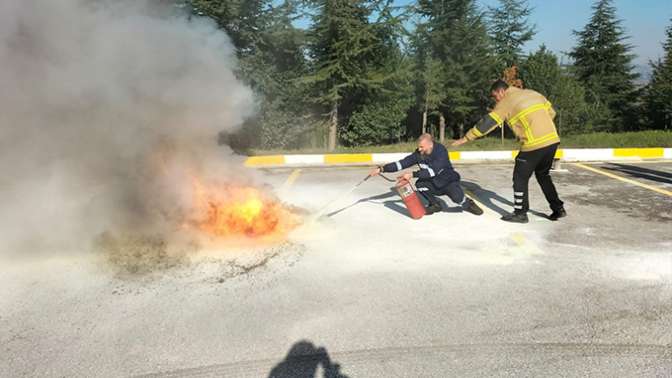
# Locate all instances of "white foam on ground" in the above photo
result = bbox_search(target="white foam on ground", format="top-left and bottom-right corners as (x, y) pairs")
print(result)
(286, 181), (549, 270)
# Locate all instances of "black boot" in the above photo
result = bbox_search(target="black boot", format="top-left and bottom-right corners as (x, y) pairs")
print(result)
(549, 207), (567, 221)
(501, 212), (529, 223)
(425, 203), (442, 215)
(462, 198), (484, 216)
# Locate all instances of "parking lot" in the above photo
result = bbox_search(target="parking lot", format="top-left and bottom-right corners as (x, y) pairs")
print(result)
(1, 161), (671, 377)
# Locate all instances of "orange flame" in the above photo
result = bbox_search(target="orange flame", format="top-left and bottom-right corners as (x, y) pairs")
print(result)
(189, 178), (299, 240)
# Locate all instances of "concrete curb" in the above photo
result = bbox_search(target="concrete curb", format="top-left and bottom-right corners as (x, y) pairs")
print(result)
(245, 147), (672, 167)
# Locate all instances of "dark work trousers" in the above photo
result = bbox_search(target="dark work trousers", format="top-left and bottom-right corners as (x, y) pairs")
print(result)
(513, 143), (564, 214)
(415, 179), (467, 209)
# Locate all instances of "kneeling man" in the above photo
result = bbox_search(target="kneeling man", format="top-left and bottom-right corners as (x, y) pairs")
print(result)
(371, 134), (483, 216)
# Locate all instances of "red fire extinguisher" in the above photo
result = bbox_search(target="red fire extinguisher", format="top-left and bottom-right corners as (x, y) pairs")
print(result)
(396, 179), (426, 220)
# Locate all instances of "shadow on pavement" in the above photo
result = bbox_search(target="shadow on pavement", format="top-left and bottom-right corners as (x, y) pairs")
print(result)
(461, 181), (548, 219)
(268, 340), (349, 378)
(326, 188), (463, 219)
(602, 163), (672, 185)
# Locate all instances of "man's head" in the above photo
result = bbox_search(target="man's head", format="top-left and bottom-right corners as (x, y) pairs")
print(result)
(490, 79), (509, 103)
(417, 133), (434, 155)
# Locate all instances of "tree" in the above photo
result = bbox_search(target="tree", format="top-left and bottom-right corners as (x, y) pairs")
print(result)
(186, 0), (313, 149)
(645, 18), (672, 130)
(342, 7), (415, 146)
(569, 0), (639, 131)
(410, 23), (445, 135)
(254, 1), (313, 149)
(303, 0), (408, 150)
(488, 0), (536, 69)
(520, 46), (591, 135)
(417, 0), (495, 141)
(302, 1), (376, 150)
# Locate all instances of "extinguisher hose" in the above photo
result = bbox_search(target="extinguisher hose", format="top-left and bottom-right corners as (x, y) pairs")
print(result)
(378, 172), (420, 193)
(377, 173), (396, 183)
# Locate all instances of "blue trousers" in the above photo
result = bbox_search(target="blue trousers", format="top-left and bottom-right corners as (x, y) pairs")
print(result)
(415, 179), (466, 208)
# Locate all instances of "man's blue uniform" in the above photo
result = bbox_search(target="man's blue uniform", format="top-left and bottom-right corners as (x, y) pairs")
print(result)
(381, 143), (468, 209)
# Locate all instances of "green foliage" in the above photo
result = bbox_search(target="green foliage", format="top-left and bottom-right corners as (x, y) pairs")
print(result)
(416, 0), (495, 137)
(187, 0), (313, 149)
(253, 130), (672, 154)
(303, 1), (377, 105)
(520, 46), (592, 135)
(409, 22), (445, 132)
(488, 0), (536, 68)
(301, 0), (409, 149)
(342, 56), (414, 145)
(184, 0), (667, 149)
(645, 18), (672, 130)
(569, 0), (640, 131)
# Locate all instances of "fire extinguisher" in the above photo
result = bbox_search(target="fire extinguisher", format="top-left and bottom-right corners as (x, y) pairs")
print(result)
(396, 178), (426, 220)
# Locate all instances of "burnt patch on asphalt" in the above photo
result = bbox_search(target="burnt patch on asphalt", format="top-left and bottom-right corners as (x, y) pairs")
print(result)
(95, 231), (305, 286)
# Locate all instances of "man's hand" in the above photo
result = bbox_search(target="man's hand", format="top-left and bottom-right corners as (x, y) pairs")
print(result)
(369, 166), (382, 177)
(451, 137), (468, 147)
(397, 172), (412, 182)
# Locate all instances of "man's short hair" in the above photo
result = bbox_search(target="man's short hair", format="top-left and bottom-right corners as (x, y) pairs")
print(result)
(417, 133), (434, 143)
(490, 79), (509, 92)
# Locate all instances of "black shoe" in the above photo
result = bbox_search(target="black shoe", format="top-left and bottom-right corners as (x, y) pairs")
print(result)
(425, 203), (442, 215)
(549, 208), (567, 221)
(501, 212), (529, 223)
(463, 198), (484, 216)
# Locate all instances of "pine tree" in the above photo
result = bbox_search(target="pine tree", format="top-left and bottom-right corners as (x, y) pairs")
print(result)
(342, 3), (414, 146)
(417, 0), (495, 141)
(410, 23), (445, 135)
(255, 1), (312, 149)
(187, 0), (311, 149)
(645, 18), (672, 130)
(569, 0), (639, 131)
(488, 0), (536, 69)
(187, 0), (262, 55)
(303, 0), (395, 150)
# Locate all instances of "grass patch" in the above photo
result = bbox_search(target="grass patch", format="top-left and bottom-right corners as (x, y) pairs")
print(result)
(250, 130), (672, 155)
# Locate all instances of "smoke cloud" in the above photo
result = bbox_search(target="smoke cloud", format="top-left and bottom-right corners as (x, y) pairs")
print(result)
(0, 0), (255, 256)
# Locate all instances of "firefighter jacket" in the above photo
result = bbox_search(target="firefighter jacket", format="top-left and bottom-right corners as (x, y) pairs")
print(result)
(465, 87), (560, 152)
(381, 142), (460, 188)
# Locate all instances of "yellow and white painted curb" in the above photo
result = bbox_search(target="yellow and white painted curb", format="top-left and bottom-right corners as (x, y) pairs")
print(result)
(245, 147), (672, 167)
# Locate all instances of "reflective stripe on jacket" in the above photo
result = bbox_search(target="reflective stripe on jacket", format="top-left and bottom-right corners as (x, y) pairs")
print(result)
(465, 87), (560, 152)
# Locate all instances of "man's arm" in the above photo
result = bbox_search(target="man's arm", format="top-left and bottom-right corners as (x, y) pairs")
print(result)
(465, 112), (504, 141)
(453, 98), (511, 147)
(370, 151), (419, 176)
(382, 151), (419, 172)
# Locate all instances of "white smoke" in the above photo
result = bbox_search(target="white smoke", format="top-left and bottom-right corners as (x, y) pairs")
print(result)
(0, 0), (255, 256)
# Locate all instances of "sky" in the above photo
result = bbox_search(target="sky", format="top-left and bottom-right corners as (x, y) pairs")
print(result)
(403, 0), (672, 66)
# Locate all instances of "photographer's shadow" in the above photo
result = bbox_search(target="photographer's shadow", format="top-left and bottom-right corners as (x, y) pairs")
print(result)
(268, 340), (348, 378)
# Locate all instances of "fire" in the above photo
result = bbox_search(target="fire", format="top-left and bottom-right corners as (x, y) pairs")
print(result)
(189, 178), (299, 240)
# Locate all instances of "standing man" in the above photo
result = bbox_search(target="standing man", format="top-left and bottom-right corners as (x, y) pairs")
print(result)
(452, 80), (566, 223)
(371, 134), (483, 216)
